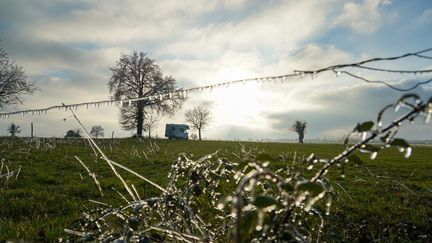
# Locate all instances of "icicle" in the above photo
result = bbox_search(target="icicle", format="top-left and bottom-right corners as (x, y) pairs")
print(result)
(426, 112), (431, 124)
(311, 72), (317, 79)
(128, 100), (132, 106)
(336, 71), (341, 77)
(169, 93), (172, 99)
(394, 103), (401, 112)
(425, 104), (432, 124)
(86, 104), (89, 109)
(159, 94), (163, 100)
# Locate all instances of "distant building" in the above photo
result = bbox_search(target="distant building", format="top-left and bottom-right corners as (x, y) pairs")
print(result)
(165, 124), (189, 139)
(65, 130), (81, 138)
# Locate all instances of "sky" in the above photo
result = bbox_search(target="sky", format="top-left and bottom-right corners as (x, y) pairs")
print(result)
(0, 0), (431, 141)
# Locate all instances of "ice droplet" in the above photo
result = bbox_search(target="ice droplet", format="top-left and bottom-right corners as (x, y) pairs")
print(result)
(370, 152), (378, 160)
(404, 147), (412, 158)
(394, 104), (400, 112)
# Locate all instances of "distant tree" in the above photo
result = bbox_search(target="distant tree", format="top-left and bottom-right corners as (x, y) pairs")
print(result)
(108, 51), (184, 137)
(7, 123), (20, 137)
(291, 120), (307, 143)
(90, 125), (105, 138)
(143, 113), (159, 139)
(190, 133), (198, 140)
(0, 45), (36, 109)
(185, 106), (211, 141)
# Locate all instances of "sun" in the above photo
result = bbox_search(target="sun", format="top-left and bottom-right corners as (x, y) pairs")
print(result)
(209, 67), (266, 126)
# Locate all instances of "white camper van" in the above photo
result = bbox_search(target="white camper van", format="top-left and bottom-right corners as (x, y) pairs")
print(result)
(165, 124), (189, 139)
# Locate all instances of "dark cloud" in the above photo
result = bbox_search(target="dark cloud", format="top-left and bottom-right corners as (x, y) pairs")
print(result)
(267, 79), (432, 139)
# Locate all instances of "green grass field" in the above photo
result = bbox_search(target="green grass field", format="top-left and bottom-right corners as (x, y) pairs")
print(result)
(0, 137), (431, 242)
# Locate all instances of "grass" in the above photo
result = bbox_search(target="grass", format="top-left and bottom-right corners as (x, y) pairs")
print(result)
(0, 137), (431, 242)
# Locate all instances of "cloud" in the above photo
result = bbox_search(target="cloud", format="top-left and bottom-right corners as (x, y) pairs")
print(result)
(415, 8), (432, 25)
(160, 0), (335, 59)
(0, 0), (256, 46)
(269, 44), (353, 74)
(160, 50), (264, 88)
(332, 0), (396, 34)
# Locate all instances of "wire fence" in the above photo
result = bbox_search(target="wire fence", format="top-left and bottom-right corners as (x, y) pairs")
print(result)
(0, 48), (431, 118)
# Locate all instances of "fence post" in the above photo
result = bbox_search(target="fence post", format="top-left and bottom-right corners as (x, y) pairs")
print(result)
(31, 123), (34, 138)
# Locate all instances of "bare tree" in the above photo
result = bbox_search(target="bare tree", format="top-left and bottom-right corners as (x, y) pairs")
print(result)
(190, 133), (198, 140)
(7, 123), (20, 137)
(185, 106), (211, 141)
(108, 52), (184, 137)
(0, 45), (36, 109)
(291, 120), (307, 143)
(143, 113), (159, 139)
(90, 125), (105, 138)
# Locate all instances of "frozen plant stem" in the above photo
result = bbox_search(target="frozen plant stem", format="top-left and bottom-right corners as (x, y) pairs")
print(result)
(312, 100), (428, 182)
(74, 156), (104, 196)
(64, 103), (165, 199)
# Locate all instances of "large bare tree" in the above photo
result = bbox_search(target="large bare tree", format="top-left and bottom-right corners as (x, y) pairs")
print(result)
(291, 120), (307, 143)
(108, 52), (183, 137)
(185, 106), (211, 141)
(0, 46), (36, 109)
